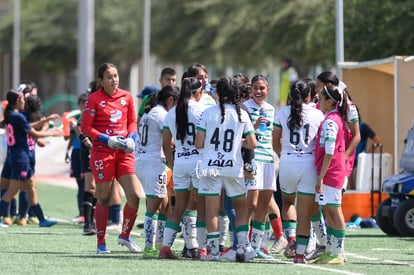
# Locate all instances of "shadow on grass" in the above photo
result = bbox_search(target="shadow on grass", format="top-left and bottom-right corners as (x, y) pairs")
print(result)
(347, 261), (412, 267)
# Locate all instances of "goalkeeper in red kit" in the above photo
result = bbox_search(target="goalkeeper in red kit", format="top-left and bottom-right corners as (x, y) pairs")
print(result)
(81, 63), (141, 254)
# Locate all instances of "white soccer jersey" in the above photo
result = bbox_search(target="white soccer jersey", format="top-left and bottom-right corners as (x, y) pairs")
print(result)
(199, 92), (216, 108)
(243, 98), (275, 163)
(348, 99), (359, 122)
(136, 104), (167, 160)
(163, 100), (206, 163)
(274, 104), (324, 159)
(197, 104), (255, 178)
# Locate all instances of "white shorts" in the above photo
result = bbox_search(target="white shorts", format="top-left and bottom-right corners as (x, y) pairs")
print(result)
(173, 160), (200, 191)
(198, 175), (246, 198)
(136, 159), (167, 198)
(279, 157), (317, 195)
(246, 161), (276, 191)
(315, 184), (342, 206)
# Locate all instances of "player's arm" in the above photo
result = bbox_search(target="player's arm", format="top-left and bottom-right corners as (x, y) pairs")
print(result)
(195, 128), (205, 149)
(345, 120), (361, 160)
(126, 94), (138, 135)
(162, 128), (174, 168)
(242, 131), (257, 150)
(272, 126), (282, 157)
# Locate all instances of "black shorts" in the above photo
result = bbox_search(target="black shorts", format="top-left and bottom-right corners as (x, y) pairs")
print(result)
(80, 143), (91, 173)
(70, 148), (82, 178)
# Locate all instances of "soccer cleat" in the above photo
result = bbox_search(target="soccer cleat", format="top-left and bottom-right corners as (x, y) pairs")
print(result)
(143, 247), (159, 258)
(221, 248), (236, 262)
(39, 219), (57, 227)
(319, 253), (344, 265)
(269, 236), (288, 254)
(197, 249), (207, 260)
(261, 247), (269, 255)
(181, 246), (188, 257)
(183, 248), (198, 259)
(136, 222), (144, 229)
(27, 216), (39, 225)
(294, 254), (307, 264)
(313, 251), (332, 263)
(254, 247), (273, 259)
(97, 244), (111, 254)
(234, 246), (245, 262)
(200, 252), (220, 261)
(71, 216), (85, 223)
(284, 240), (296, 258)
(117, 235), (142, 253)
(245, 246), (257, 261)
(10, 215), (17, 224)
(159, 246), (178, 259)
(82, 224), (96, 236)
(155, 244), (162, 250)
(305, 245), (326, 263)
(219, 244), (225, 252)
(0, 221), (9, 228)
(2, 217), (12, 226)
(17, 218), (27, 226)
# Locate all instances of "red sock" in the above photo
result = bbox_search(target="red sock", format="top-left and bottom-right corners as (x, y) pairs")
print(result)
(248, 223), (253, 242)
(120, 203), (138, 238)
(269, 216), (283, 240)
(95, 203), (109, 246)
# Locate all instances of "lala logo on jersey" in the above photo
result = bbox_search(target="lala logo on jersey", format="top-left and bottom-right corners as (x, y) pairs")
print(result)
(207, 152), (233, 167)
(99, 101), (106, 107)
(109, 110), (122, 123)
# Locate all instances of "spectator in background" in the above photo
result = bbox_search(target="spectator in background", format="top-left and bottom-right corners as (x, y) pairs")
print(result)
(279, 57), (298, 107)
(137, 68), (176, 131)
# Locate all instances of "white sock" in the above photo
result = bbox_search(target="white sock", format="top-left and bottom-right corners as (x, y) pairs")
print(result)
(144, 214), (157, 248)
(197, 223), (207, 250)
(155, 219), (166, 247)
(207, 232), (220, 255)
(162, 226), (178, 248)
(218, 213), (229, 246)
(184, 215), (198, 249)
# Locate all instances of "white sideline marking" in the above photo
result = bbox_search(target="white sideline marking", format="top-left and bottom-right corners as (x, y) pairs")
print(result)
(347, 252), (414, 267)
(268, 258), (364, 275)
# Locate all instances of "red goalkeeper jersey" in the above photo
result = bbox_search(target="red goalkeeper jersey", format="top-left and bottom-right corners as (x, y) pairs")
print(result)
(81, 88), (137, 151)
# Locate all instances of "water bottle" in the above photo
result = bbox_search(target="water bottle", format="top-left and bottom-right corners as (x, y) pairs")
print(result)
(205, 83), (216, 97)
(259, 107), (267, 132)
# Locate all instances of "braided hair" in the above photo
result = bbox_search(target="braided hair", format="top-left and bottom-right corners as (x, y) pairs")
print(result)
(176, 77), (202, 144)
(288, 80), (310, 131)
(216, 77), (243, 123)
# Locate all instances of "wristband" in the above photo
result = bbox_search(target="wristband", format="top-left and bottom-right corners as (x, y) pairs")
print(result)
(97, 133), (109, 144)
(243, 162), (253, 173)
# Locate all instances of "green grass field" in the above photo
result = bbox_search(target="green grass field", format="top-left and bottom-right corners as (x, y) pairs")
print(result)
(0, 183), (413, 275)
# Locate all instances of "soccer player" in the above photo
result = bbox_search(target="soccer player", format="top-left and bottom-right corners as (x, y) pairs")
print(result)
(158, 77), (205, 259)
(314, 85), (348, 265)
(0, 89), (61, 228)
(243, 75), (283, 259)
(135, 85), (179, 257)
(80, 63), (142, 254)
(195, 76), (257, 262)
(273, 80), (325, 263)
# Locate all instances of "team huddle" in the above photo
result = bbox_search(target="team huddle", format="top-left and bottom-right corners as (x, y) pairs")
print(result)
(0, 62), (359, 265)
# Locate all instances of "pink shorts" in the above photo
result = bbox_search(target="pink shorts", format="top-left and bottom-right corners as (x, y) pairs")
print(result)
(90, 149), (135, 183)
